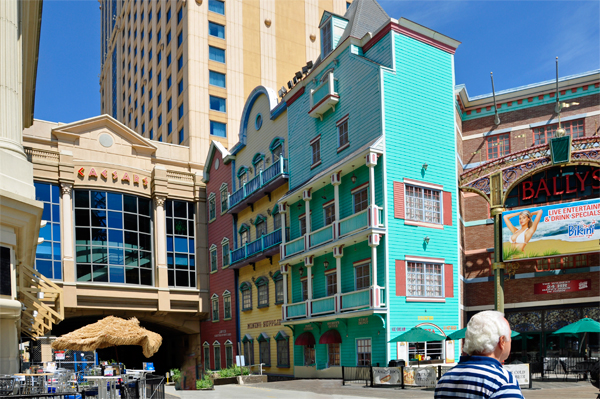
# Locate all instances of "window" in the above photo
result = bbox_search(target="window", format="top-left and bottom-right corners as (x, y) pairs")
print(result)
(535, 254), (589, 272)
(223, 290), (231, 320)
(253, 155), (264, 173)
(158, 114), (162, 126)
(167, 30), (171, 45)
(178, 79), (183, 95)
(178, 128), (184, 144)
(158, 92), (162, 105)
(311, 137), (321, 166)
(213, 344), (221, 370)
(142, 123), (145, 133)
(241, 283), (252, 310)
(209, 46), (225, 63)
(167, 52), (171, 67)
(149, 108), (153, 120)
(256, 220), (267, 238)
(355, 261), (370, 290)
(177, 7), (183, 23)
(74, 190), (152, 285)
(177, 32), (183, 47)
(210, 245), (218, 272)
(148, 29), (152, 41)
(304, 345), (315, 366)
(276, 334), (289, 367)
(210, 121), (226, 137)
(209, 71), (226, 88)
(158, 71), (162, 84)
(222, 240), (230, 268)
(157, 29), (161, 43)
(220, 185), (228, 213)
(405, 185), (441, 224)
(259, 337), (270, 367)
(328, 343), (340, 366)
(353, 187), (368, 213)
(208, 194), (216, 221)
(203, 344), (210, 372)
(149, 68), (153, 80)
(243, 339), (254, 365)
(141, 103), (145, 114)
(240, 229), (249, 246)
(167, 120), (172, 135)
(238, 169), (248, 187)
(486, 133), (510, 160)
(326, 272), (337, 296)
(321, 20), (332, 55)
(149, 129), (153, 140)
(299, 215), (307, 236)
(167, 97), (172, 112)
(158, 135), (163, 142)
(256, 277), (268, 307)
(356, 339), (371, 366)
(210, 96), (226, 112)
(225, 343), (233, 368)
(165, 200), (196, 288)
(168, 75), (172, 89)
(407, 261), (443, 297)
(166, 8), (171, 22)
(273, 211), (282, 231)
(209, 0), (225, 15)
(338, 118), (349, 148)
(157, 50), (161, 62)
(177, 55), (183, 70)
(209, 21), (225, 39)
(324, 203), (335, 225)
(301, 278), (310, 301)
(274, 272), (284, 304)
(34, 182), (62, 280)
(211, 294), (219, 321)
(255, 114), (263, 130)
(533, 119), (584, 146)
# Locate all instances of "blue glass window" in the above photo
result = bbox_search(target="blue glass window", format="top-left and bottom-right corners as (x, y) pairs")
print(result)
(167, 53), (171, 66)
(149, 69), (153, 80)
(158, 72), (162, 84)
(210, 121), (226, 137)
(159, 135), (163, 142)
(158, 93), (162, 105)
(168, 120), (173, 135)
(167, 30), (172, 45)
(142, 103), (145, 114)
(209, 71), (226, 88)
(178, 103), (184, 119)
(177, 7), (183, 23)
(167, 97), (172, 112)
(209, 46), (225, 63)
(209, 96), (226, 112)
(167, 8), (171, 22)
(157, 29), (161, 43)
(149, 108), (153, 120)
(178, 79), (183, 95)
(150, 129), (154, 140)
(149, 89), (153, 100)
(135, 117), (138, 127)
(158, 114), (162, 126)
(178, 55), (183, 71)
(75, 190), (152, 285)
(208, 0), (225, 15)
(177, 32), (183, 47)
(167, 75), (172, 89)
(157, 9), (161, 22)
(34, 182), (62, 280)
(142, 122), (145, 133)
(148, 30), (152, 41)
(157, 50), (162, 62)
(208, 22), (225, 39)
(166, 200), (196, 287)
(179, 128), (184, 144)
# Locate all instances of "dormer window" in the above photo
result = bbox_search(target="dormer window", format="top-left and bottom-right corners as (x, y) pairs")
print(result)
(321, 20), (332, 56)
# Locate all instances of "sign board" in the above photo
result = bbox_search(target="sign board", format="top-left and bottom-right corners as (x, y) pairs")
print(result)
(372, 367), (402, 384)
(403, 367), (437, 387)
(143, 362), (155, 371)
(502, 198), (599, 261)
(54, 351), (65, 360)
(504, 364), (531, 389)
(396, 342), (409, 364)
(534, 279), (591, 295)
(235, 355), (245, 367)
(445, 340), (455, 364)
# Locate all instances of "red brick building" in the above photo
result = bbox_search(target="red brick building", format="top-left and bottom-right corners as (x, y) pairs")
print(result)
(456, 70), (600, 361)
(200, 141), (237, 371)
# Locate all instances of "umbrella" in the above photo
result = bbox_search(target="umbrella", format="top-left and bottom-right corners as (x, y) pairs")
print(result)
(389, 327), (446, 343)
(446, 327), (521, 340)
(51, 316), (162, 358)
(551, 318), (600, 335)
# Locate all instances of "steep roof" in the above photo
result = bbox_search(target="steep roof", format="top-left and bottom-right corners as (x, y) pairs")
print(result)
(338, 0), (390, 43)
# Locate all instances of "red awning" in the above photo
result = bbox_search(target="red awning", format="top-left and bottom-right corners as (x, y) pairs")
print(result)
(319, 329), (342, 344)
(295, 331), (315, 346)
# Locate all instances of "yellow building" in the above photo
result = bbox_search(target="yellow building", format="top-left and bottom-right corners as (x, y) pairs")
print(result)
(99, 0), (351, 165)
(224, 86), (292, 376)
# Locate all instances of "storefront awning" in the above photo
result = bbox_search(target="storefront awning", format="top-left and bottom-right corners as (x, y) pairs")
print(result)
(319, 329), (342, 344)
(295, 331), (315, 346)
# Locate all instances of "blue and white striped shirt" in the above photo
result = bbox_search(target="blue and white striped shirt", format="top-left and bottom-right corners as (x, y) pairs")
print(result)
(434, 356), (524, 399)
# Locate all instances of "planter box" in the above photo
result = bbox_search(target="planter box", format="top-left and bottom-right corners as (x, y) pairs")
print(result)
(237, 375), (268, 385)
(212, 376), (238, 386)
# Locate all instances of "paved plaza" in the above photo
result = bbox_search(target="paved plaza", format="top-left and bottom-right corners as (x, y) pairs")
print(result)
(165, 379), (599, 399)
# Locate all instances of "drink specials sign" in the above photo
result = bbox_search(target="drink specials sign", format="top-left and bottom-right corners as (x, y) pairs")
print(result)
(534, 279), (591, 294)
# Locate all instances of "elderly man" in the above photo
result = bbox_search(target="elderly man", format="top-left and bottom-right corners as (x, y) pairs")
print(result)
(434, 311), (524, 399)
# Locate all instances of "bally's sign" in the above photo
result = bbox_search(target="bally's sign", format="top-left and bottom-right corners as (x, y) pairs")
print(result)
(76, 167), (150, 187)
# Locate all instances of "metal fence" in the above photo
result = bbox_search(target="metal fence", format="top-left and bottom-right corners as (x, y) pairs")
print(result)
(341, 366), (373, 386)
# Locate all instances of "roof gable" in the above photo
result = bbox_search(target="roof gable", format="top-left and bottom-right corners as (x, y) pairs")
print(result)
(202, 140), (231, 183)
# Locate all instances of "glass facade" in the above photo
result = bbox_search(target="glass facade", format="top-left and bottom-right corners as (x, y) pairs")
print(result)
(34, 182), (62, 280)
(166, 200), (196, 288)
(75, 190), (153, 285)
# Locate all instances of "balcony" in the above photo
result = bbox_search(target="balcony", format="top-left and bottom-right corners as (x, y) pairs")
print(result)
(282, 206), (385, 260)
(309, 72), (339, 120)
(229, 228), (282, 269)
(282, 286), (385, 322)
(228, 157), (289, 213)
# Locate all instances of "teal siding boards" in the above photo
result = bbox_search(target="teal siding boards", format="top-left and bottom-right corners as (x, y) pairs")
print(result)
(287, 49), (382, 191)
(332, 16), (348, 50)
(383, 32), (459, 358)
(364, 31), (394, 69)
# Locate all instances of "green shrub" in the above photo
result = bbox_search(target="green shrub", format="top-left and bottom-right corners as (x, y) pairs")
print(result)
(196, 374), (213, 389)
(170, 368), (181, 382)
(215, 365), (249, 378)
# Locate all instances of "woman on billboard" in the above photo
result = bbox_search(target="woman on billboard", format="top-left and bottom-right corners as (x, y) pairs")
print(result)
(503, 209), (543, 251)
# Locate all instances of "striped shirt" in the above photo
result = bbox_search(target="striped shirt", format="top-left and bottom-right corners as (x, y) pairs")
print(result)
(434, 356), (524, 399)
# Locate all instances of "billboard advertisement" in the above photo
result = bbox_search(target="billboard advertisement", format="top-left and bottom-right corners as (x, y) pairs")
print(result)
(502, 198), (600, 261)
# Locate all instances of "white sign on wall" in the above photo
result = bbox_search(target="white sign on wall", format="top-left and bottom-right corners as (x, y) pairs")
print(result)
(396, 342), (409, 363)
(504, 364), (530, 388)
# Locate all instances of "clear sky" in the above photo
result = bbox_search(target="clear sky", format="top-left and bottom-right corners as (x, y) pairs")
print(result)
(34, 0), (600, 124)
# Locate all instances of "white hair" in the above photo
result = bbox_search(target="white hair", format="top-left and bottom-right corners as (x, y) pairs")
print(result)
(463, 311), (511, 356)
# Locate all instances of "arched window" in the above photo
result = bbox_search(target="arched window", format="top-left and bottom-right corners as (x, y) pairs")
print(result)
(257, 332), (271, 367)
(252, 153), (265, 173)
(255, 276), (269, 308)
(274, 331), (290, 368)
(271, 271), (283, 304)
(223, 289), (232, 319)
(237, 166), (248, 186)
(269, 137), (285, 162)
(240, 282), (252, 311)
(211, 293), (219, 321)
(253, 214), (267, 238)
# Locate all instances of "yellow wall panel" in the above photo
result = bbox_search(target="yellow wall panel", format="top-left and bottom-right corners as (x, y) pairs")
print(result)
(275, 0), (308, 91)
(242, 0), (262, 98)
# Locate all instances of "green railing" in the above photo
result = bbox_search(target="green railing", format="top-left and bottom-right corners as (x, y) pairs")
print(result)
(309, 225), (333, 248)
(285, 236), (304, 256)
(339, 210), (368, 237)
(340, 288), (370, 311)
(286, 302), (306, 318)
(311, 296), (335, 315)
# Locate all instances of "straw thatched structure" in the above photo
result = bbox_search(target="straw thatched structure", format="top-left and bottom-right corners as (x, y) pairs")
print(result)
(51, 316), (162, 358)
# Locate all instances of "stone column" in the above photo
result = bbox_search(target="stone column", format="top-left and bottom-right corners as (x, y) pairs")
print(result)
(154, 195), (168, 285)
(60, 183), (74, 281)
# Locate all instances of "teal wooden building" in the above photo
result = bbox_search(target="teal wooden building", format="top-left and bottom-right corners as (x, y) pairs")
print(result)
(275, 0), (462, 378)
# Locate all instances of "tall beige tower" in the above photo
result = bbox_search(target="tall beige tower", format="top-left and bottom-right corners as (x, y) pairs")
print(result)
(99, 0), (350, 168)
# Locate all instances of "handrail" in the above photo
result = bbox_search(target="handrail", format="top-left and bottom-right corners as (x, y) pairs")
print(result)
(227, 157), (288, 209)
(309, 224), (333, 248)
(311, 296), (335, 315)
(340, 288), (370, 311)
(285, 236), (305, 256)
(339, 209), (368, 237)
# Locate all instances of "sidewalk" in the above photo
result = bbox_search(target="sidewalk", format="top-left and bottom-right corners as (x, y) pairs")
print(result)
(165, 378), (599, 399)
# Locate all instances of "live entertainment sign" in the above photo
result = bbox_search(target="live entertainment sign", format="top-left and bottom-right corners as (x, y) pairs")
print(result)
(534, 279), (591, 295)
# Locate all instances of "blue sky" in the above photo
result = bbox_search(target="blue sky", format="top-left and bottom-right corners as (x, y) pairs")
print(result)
(34, 0), (600, 123)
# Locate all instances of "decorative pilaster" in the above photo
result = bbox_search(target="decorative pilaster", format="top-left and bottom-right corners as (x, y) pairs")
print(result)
(280, 202), (287, 259)
(280, 263), (289, 306)
(333, 245), (343, 311)
(303, 189), (312, 249)
(366, 153), (379, 227)
(368, 233), (380, 306)
(304, 255), (314, 303)
(331, 172), (341, 239)
(154, 195), (169, 300)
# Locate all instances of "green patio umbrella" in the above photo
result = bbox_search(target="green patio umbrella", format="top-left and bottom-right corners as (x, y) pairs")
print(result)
(551, 318), (600, 335)
(446, 327), (521, 340)
(389, 326), (446, 343)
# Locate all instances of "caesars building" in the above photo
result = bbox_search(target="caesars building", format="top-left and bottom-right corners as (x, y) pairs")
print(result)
(23, 115), (209, 375)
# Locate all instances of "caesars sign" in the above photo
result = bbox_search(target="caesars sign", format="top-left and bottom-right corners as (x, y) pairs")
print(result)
(502, 165), (599, 261)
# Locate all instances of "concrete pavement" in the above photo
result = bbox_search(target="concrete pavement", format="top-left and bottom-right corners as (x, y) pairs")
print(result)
(165, 379), (599, 399)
